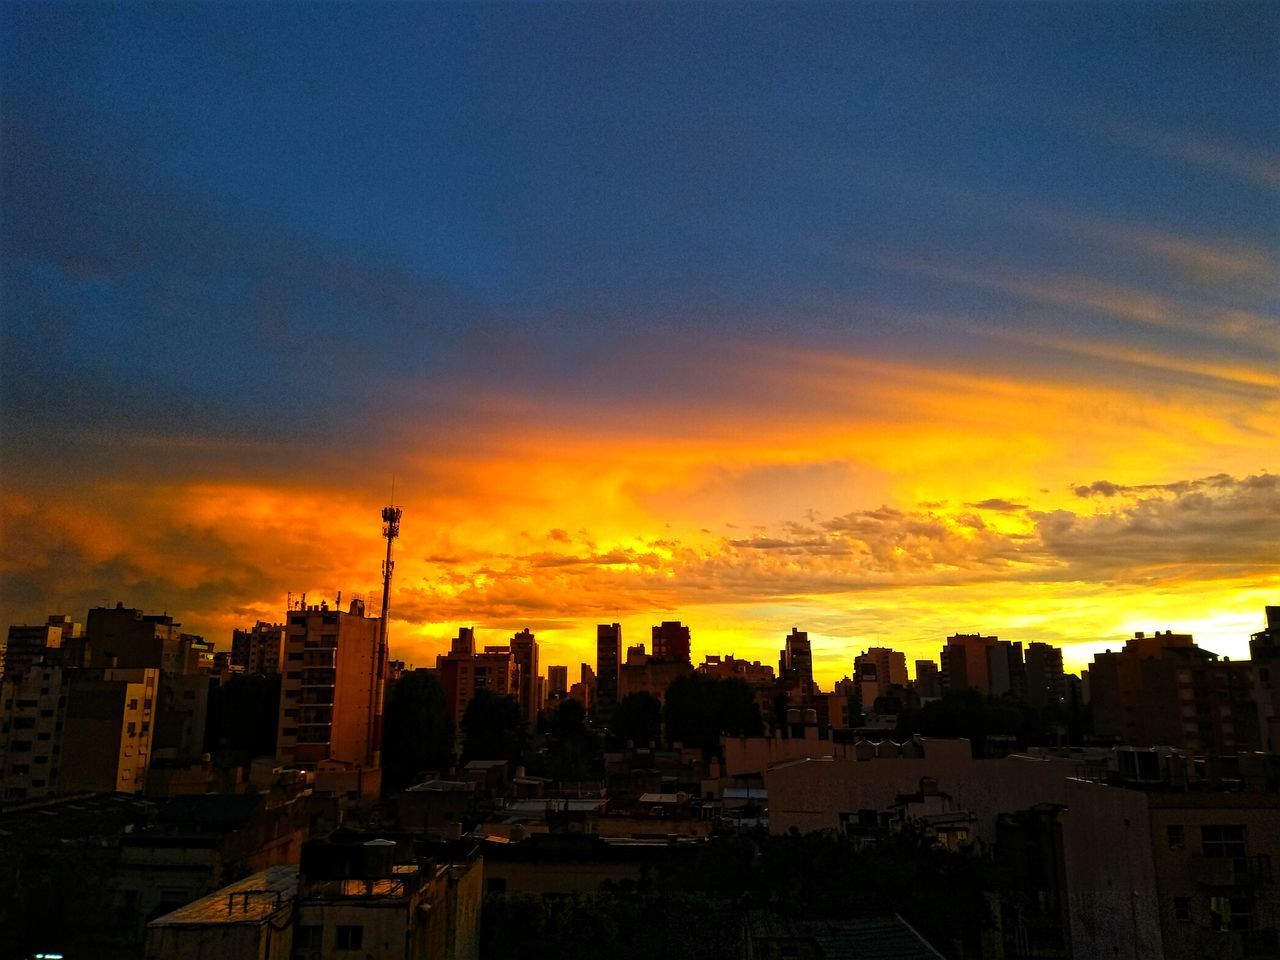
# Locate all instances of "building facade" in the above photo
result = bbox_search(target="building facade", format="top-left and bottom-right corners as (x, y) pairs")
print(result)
(277, 601), (382, 768)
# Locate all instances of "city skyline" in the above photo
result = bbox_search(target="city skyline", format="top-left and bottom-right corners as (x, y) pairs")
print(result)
(3, 3), (1278, 688)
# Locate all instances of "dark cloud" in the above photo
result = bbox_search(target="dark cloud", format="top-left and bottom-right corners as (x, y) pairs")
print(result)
(966, 498), (1028, 511)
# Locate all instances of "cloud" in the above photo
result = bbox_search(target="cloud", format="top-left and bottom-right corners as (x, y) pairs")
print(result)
(966, 498), (1027, 511)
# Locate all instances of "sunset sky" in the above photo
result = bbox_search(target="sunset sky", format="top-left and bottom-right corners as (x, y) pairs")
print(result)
(2, 2), (1277, 686)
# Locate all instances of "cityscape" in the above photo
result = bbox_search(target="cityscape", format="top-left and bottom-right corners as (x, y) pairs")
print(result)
(1, 503), (1279, 958)
(3, 2), (1278, 959)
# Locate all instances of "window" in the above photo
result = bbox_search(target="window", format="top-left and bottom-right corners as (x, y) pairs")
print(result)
(1174, 897), (1191, 922)
(288, 652), (304, 661)
(487, 877), (507, 894)
(335, 925), (363, 950)
(294, 925), (322, 950)
(1202, 825), (1246, 859)
(1167, 825), (1185, 849)
(1208, 895), (1254, 931)
(128, 699), (138, 710)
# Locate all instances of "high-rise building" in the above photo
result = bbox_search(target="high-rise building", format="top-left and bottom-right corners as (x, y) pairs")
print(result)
(547, 665), (569, 696)
(853, 647), (908, 709)
(276, 600), (382, 768)
(618, 643), (692, 707)
(435, 629), (515, 725)
(595, 623), (622, 724)
(60, 667), (160, 794)
(987, 641), (1027, 699)
(913, 660), (942, 699)
(1024, 642), (1065, 710)
(1088, 630), (1259, 753)
(2, 614), (82, 679)
(1251, 606), (1280, 751)
(86, 604), (193, 675)
(940, 634), (999, 693)
(509, 628), (539, 727)
(651, 621), (692, 663)
(0, 663), (69, 799)
(779, 628), (815, 701)
(231, 621), (287, 674)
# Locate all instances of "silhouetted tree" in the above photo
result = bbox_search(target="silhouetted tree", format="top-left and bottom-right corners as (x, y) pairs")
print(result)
(460, 688), (526, 764)
(664, 674), (763, 755)
(543, 698), (600, 781)
(382, 670), (454, 794)
(613, 691), (662, 747)
(894, 688), (1045, 755)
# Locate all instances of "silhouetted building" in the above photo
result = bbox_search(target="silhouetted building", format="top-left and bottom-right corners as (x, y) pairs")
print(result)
(779, 628), (815, 701)
(914, 660), (942, 699)
(509, 628), (539, 727)
(987, 640), (1027, 700)
(547, 665), (569, 697)
(619, 644), (692, 707)
(231, 620), (287, 674)
(2, 614), (82, 678)
(435, 629), (515, 725)
(1088, 631), (1259, 753)
(940, 633), (999, 693)
(651, 621), (691, 663)
(596, 623), (622, 725)
(1251, 606), (1280, 752)
(1025, 642), (1066, 710)
(854, 647), (908, 709)
(86, 603), (193, 675)
(277, 600), (382, 769)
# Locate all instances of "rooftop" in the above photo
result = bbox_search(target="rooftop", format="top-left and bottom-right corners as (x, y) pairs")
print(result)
(149, 865), (298, 927)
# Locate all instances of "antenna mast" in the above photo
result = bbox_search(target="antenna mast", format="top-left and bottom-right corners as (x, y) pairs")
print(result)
(371, 503), (402, 767)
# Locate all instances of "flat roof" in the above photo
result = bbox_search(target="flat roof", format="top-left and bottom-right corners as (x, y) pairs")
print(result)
(148, 865), (298, 927)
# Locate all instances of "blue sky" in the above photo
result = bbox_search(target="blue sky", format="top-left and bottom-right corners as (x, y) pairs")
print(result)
(2, 2), (1277, 675)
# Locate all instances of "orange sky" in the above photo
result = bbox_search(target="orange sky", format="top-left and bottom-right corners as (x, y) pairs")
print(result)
(3, 5), (1278, 687)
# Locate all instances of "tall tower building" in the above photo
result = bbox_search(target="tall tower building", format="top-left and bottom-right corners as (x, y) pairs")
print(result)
(853, 647), (908, 709)
(547, 665), (569, 697)
(651, 621), (692, 663)
(987, 641), (1027, 699)
(86, 604), (192, 675)
(1251, 606), (1280, 751)
(1024, 642), (1065, 709)
(595, 623), (622, 724)
(231, 621), (287, 674)
(435, 629), (515, 725)
(2, 614), (82, 679)
(779, 628), (815, 701)
(276, 600), (381, 769)
(940, 634), (999, 694)
(510, 628), (539, 726)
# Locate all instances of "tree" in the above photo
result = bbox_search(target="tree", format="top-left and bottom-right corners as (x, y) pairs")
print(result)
(544, 698), (600, 781)
(460, 688), (526, 764)
(664, 674), (763, 755)
(382, 670), (454, 794)
(613, 692), (662, 748)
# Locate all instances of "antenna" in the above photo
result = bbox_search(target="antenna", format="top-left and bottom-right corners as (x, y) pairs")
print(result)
(370, 502), (403, 767)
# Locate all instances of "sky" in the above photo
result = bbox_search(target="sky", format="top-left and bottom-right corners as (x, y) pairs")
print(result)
(2, 2), (1277, 686)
